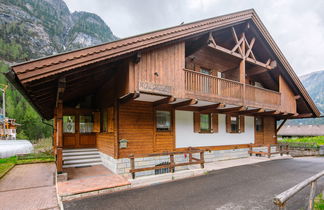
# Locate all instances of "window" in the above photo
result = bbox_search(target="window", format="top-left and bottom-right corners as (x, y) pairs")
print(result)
(255, 117), (263, 132)
(200, 114), (211, 132)
(194, 113), (218, 133)
(156, 110), (171, 131)
(79, 115), (93, 133)
(63, 116), (75, 133)
(101, 109), (108, 132)
(226, 115), (245, 133)
(201, 68), (211, 75)
(231, 116), (239, 133)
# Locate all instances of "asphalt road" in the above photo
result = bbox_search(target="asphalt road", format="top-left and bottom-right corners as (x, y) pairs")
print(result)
(64, 157), (324, 210)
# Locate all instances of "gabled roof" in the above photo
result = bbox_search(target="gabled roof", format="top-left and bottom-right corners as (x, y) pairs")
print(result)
(6, 9), (320, 119)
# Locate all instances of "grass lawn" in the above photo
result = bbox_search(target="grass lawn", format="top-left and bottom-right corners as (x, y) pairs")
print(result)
(279, 136), (324, 147)
(315, 193), (324, 210)
(0, 154), (55, 179)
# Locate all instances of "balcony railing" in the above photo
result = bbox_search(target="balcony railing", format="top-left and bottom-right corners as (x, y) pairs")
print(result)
(184, 69), (281, 110)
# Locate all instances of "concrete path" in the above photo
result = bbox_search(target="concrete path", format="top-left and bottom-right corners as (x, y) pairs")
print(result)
(0, 163), (59, 210)
(64, 157), (324, 210)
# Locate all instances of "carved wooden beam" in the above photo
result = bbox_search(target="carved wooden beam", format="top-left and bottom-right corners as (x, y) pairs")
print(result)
(173, 99), (198, 108)
(199, 103), (225, 113)
(207, 32), (217, 48)
(254, 110), (281, 116)
(245, 37), (256, 59)
(217, 106), (247, 114)
(281, 113), (313, 119)
(276, 118), (288, 132)
(234, 108), (265, 115)
(153, 96), (176, 107)
(294, 95), (301, 100)
(56, 77), (66, 107)
(247, 66), (270, 76)
(231, 27), (243, 55)
(119, 92), (140, 104)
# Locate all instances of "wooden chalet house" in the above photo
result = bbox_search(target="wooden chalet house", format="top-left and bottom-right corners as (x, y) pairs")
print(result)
(6, 10), (320, 176)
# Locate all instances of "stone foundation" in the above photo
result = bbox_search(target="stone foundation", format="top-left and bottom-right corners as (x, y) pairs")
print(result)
(99, 147), (274, 177)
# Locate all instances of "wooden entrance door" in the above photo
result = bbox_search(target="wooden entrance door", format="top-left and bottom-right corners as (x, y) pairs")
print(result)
(254, 116), (277, 145)
(254, 116), (264, 144)
(63, 114), (96, 148)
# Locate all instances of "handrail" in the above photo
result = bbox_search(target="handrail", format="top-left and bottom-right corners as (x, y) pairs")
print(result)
(273, 170), (324, 209)
(183, 68), (243, 85)
(245, 84), (281, 95)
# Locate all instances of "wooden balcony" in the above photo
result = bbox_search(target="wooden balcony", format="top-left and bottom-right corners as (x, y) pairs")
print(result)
(184, 69), (281, 110)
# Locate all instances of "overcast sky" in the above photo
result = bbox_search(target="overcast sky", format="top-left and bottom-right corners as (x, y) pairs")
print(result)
(64, 0), (324, 76)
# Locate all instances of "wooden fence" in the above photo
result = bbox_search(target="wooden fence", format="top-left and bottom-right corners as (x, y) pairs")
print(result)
(129, 147), (205, 179)
(273, 170), (324, 210)
(248, 143), (289, 158)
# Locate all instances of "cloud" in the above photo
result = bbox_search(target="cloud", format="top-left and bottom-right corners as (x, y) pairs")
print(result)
(64, 0), (324, 75)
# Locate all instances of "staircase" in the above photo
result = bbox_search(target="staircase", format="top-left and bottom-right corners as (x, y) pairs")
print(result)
(62, 148), (102, 168)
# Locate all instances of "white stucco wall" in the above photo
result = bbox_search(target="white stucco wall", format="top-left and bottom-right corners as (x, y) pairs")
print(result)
(175, 111), (255, 148)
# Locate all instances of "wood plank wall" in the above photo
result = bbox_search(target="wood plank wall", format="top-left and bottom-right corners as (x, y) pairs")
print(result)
(96, 133), (115, 156)
(118, 100), (155, 158)
(279, 75), (297, 113)
(130, 42), (185, 97)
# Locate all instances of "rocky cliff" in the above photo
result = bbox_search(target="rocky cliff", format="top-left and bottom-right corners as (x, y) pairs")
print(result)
(0, 0), (117, 62)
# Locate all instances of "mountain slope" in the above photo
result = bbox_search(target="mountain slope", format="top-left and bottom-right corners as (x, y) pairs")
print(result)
(0, 0), (117, 62)
(0, 0), (117, 140)
(288, 70), (324, 125)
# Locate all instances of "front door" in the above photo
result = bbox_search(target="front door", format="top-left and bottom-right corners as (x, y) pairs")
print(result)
(63, 113), (96, 148)
(254, 116), (264, 144)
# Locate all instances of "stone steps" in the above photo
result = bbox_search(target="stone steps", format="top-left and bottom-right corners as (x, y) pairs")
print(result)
(62, 148), (102, 168)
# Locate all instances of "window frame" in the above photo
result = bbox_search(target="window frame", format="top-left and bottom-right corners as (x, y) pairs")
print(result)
(79, 115), (94, 134)
(230, 116), (240, 133)
(199, 113), (212, 133)
(155, 110), (172, 132)
(63, 115), (76, 134)
(255, 117), (263, 132)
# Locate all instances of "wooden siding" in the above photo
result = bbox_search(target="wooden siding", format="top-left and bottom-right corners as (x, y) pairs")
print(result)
(96, 133), (115, 156)
(131, 42), (185, 97)
(118, 101), (155, 158)
(279, 75), (297, 113)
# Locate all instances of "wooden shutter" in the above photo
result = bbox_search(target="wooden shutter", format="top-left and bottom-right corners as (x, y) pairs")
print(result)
(93, 112), (100, 132)
(193, 112), (200, 133)
(239, 115), (245, 133)
(211, 113), (218, 133)
(226, 115), (231, 133)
